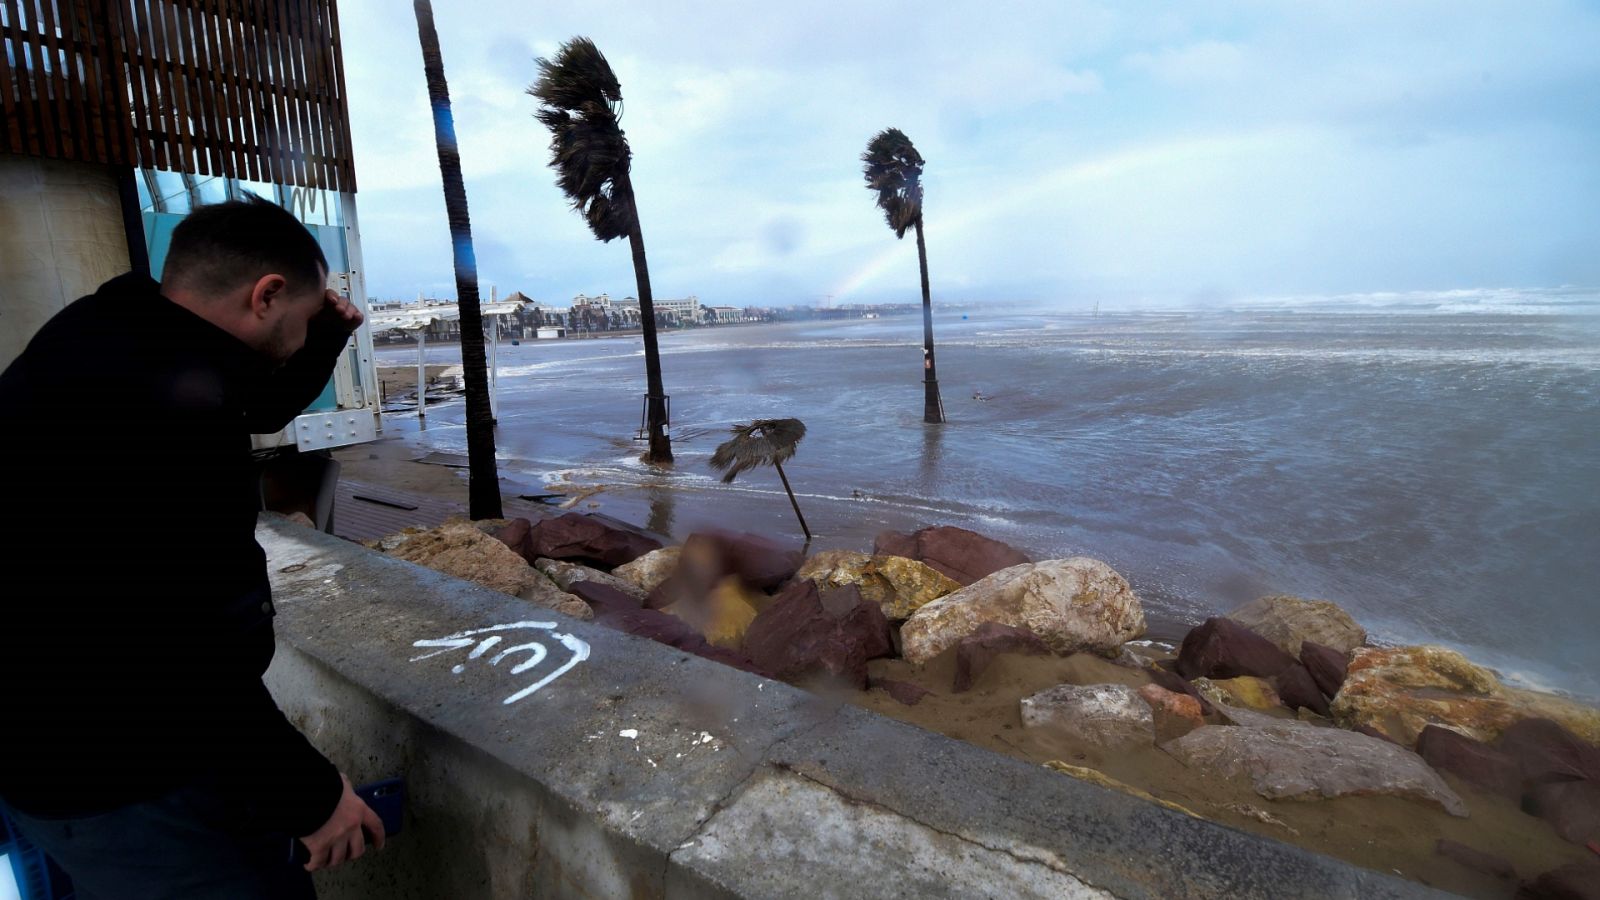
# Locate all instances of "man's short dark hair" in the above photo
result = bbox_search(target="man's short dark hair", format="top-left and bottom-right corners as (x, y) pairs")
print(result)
(161, 197), (328, 297)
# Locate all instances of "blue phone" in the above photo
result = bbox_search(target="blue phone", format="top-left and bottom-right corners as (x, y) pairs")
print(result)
(290, 777), (404, 865)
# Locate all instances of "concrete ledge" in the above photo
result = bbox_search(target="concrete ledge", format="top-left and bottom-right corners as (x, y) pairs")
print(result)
(259, 516), (1450, 899)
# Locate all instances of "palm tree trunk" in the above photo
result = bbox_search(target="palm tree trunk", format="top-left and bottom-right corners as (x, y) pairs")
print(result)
(773, 461), (812, 541)
(413, 0), (502, 518)
(914, 217), (945, 424)
(619, 172), (673, 463)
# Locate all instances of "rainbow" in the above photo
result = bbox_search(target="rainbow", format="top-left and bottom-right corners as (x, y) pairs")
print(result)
(829, 126), (1301, 301)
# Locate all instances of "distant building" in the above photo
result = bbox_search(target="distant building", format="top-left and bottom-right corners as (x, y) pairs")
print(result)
(709, 306), (743, 323)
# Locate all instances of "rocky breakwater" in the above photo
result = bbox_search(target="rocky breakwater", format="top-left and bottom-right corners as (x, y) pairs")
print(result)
(367, 515), (1600, 897)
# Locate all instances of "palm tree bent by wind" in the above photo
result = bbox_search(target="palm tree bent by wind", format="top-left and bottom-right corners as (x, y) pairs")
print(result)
(709, 419), (812, 541)
(529, 38), (673, 463)
(863, 128), (945, 424)
(412, 0), (502, 518)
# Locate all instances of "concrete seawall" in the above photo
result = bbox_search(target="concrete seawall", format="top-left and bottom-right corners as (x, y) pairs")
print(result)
(259, 516), (1449, 899)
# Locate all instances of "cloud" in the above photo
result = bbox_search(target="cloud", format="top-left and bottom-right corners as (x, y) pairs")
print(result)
(337, 0), (1600, 307)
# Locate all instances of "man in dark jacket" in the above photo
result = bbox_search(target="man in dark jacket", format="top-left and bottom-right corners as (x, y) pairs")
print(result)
(0, 198), (383, 898)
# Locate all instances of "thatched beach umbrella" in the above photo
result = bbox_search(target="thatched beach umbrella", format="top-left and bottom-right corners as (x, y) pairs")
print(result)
(709, 418), (812, 541)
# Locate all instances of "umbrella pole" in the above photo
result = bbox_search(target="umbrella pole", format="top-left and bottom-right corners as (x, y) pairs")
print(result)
(773, 461), (812, 541)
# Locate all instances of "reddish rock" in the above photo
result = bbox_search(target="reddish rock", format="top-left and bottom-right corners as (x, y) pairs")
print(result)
(488, 517), (534, 558)
(1274, 663), (1332, 717)
(869, 675), (932, 706)
(1524, 781), (1600, 847)
(1146, 666), (1216, 716)
(1516, 861), (1600, 900)
(1417, 725), (1524, 800)
(1435, 839), (1516, 880)
(594, 606), (769, 677)
(1176, 617), (1297, 681)
(1495, 718), (1600, 787)
(952, 622), (1052, 693)
(567, 581), (642, 617)
(527, 513), (663, 569)
(1300, 641), (1350, 699)
(742, 579), (893, 688)
(1138, 683), (1205, 740)
(872, 525), (1031, 586)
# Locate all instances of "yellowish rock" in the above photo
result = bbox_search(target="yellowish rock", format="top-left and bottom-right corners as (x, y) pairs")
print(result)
(797, 550), (960, 619)
(612, 546), (681, 593)
(1044, 761), (1199, 818)
(666, 575), (758, 649)
(1331, 645), (1600, 746)
(385, 521), (540, 598)
(1205, 676), (1282, 711)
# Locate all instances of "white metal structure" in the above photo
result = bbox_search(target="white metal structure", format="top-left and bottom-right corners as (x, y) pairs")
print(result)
(366, 297), (525, 419)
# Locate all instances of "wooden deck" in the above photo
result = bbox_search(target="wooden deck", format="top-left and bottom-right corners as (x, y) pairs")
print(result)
(332, 479), (560, 543)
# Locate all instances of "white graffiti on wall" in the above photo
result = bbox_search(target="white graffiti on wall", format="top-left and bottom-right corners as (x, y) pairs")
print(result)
(410, 621), (590, 704)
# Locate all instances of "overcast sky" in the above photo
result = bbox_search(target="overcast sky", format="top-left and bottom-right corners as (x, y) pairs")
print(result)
(336, 1), (1600, 309)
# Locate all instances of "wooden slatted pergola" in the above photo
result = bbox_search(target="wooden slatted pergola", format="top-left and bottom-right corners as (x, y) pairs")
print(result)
(1, 0), (357, 192)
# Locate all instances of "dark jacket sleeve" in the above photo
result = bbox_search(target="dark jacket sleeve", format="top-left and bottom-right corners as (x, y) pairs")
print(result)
(242, 324), (353, 434)
(228, 678), (345, 836)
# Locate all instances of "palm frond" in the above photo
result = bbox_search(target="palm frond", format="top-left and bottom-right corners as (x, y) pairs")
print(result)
(862, 127), (924, 239)
(529, 38), (636, 241)
(708, 418), (807, 484)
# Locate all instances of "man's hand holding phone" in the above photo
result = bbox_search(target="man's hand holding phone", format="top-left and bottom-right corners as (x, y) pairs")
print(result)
(297, 773), (385, 872)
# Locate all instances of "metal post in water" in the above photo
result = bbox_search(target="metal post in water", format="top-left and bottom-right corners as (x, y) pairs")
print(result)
(489, 313), (499, 421)
(417, 328), (427, 419)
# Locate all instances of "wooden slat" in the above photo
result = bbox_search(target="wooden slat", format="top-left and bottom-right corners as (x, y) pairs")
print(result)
(18, 0), (59, 157)
(0, 2), (27, 152)
(71, 2), (111, 163)
(112, 0), (158, 168)
(4, 0), (359, 192)
(324, 0), (350, 190)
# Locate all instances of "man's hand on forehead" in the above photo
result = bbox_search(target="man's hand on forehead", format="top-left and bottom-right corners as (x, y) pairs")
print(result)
(318, 288), (364, 334)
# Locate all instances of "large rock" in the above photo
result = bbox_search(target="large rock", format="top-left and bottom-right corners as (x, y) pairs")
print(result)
(1494, 718), (1600, 786)
(526, 513), (663, 569)
(1166, 717), (1468, 815)
(1523, 780), (1600, 847)
(385, 521), (538, 597)
(534, 557), (648, 603)
(741, 580), (893, 688)
(900, 558), (1145, 664)
(1225, 594), (1367, 656)
(567, 581), (642, 618)
(1138, 683), (1205, 740)
(796, 550), (961, 619)
(1197, 676), (1282, 712)
(1146, 666), (1216, 716)
(1176, 617), (1296, 681)
(1331, 645), (1600, 747)
(519, 573), (595, 621)
(485, 517), (534, 559)
(1021, 683), (1155, 750)
(611, 546), (681, 594)
(1299, 641), (1350, 699)
(952, 621), (1053, 693)
(1416, 725), (1523, 800)
(873, 525), (1031, 586)
(1274, 663), (1331, 717)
